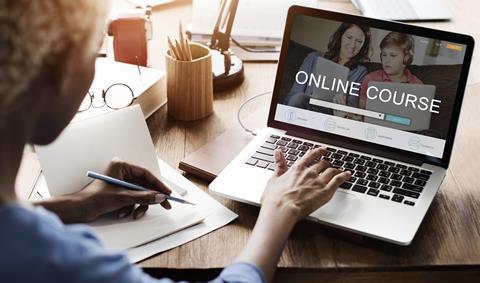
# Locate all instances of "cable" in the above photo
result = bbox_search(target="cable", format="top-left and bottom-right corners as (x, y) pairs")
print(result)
(230, 37), (279, 53)
(237, 90), (272, 136)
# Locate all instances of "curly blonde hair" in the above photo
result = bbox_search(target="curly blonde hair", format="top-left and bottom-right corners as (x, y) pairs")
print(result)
(0, 0), (108, 121)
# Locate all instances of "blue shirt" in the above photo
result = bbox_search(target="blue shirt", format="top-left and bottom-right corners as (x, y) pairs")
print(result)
(284, 52), (368, 107)
(0, 203), (265, 283)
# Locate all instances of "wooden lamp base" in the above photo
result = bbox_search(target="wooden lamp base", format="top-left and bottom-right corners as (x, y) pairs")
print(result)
(211, 49), (244, 92)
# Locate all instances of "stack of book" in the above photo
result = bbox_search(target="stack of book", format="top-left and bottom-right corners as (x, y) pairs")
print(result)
(73, 58), (166, 122)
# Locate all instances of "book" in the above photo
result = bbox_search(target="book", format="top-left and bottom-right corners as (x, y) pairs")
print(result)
(179, 107), (268, 181)
(73, 58), (166, 122)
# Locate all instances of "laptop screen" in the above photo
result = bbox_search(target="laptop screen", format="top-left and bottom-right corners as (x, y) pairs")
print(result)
(273, 13), (469, 159)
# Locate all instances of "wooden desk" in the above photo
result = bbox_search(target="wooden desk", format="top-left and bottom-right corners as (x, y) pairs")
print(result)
(118, 0), (480, 281)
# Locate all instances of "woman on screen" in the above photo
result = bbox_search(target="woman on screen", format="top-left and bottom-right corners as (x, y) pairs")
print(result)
(284, 23), (371, 119)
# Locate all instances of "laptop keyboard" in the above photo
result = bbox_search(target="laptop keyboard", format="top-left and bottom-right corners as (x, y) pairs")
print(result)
(245, 135), (433, 207)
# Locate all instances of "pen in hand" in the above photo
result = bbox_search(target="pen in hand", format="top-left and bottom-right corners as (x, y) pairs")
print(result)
(86, 171), (195, 205)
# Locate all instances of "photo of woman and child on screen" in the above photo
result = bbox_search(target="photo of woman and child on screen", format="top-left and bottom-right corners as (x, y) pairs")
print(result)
(278, 15), (467, 139)
(284, 22), (424, 120)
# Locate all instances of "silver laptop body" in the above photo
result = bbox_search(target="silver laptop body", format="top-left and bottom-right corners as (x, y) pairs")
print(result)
(209, 6), (473, 246)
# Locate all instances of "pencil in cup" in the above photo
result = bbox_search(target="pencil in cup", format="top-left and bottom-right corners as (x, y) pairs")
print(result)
(165, 42), (213, 121)
(86, 171), (195, 205)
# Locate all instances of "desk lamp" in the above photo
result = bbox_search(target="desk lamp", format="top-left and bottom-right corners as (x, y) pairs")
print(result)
(209, 0), (244, 92)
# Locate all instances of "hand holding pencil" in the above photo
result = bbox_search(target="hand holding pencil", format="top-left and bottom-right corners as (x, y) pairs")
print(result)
(168, 20), (193, 61)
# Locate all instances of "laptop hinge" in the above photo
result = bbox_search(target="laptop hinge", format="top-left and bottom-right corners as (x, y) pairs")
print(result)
(286, 130), (424, 166)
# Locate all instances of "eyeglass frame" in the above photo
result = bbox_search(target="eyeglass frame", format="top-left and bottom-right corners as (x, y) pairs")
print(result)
(78, 83), (136, 112)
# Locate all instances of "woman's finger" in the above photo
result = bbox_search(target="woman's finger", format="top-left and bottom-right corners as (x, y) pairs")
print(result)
(274, 149), (288, 176)
(111, 160), (172, 195)
(116, 190), (162, 206)
(117, 205), (134, 219)
(128, 164), (172, 194)
(308, 160), (331, 175)
(317, 167), (342, 184)
(153, 194), (171, 210)
(133, 204), (149, 219)
(160, 199), (172, 210)
(295, 147), (327, 170)
(325, 171), (351, 191)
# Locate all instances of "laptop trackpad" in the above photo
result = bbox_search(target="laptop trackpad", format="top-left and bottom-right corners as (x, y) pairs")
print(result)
(310, 190), (359, 221)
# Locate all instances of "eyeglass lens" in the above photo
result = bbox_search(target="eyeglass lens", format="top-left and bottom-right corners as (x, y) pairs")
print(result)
(78, 84), (134, 112)
(78, 91), (93, 112)
(104, 84), (134, 109)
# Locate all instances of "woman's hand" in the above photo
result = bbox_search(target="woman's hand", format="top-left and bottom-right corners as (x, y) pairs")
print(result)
(261, 147), (351, 221)
(36, 159), (172, 223)
(237, 148), (351, 282)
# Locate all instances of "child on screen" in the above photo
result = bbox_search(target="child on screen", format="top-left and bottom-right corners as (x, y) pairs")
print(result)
(358, 32), (423, 113)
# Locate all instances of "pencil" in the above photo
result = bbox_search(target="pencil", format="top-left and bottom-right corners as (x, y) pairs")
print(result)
(86, 171), (195, 205)
(167, 36), (180, 60)
(178, 20), (193, 61)
(185, 38), (192, 61)
(179, 20), (186, 51)
(175, 39), (186, 61)
(135, 56), (142, 76)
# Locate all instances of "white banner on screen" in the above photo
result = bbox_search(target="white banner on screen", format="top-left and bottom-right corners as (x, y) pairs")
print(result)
(275, 104), (445, 158)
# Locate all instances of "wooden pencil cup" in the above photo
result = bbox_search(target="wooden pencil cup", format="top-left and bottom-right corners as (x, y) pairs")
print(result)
(166, 43), (213, 121)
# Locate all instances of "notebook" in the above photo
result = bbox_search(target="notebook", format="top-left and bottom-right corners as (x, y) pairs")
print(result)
(35, 105), (203, 250)
(73, 58), (166, 122)
(179, 106), (268, 181)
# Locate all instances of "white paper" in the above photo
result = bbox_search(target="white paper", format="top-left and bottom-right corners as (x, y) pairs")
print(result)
(35, 105), (161, 197)
(89, 197), (204, 251)
(126, 158), (238, 263)
(34, 105), (202, 250)
(31, 157), (238, 261)
(33, 172), (204, 251)
(32, 104), (237, 262)
(126, 0), (175, 7)
(191, 0), (317, 41)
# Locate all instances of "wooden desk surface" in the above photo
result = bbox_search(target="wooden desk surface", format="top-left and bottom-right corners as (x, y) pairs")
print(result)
(116, 0), (480, 279)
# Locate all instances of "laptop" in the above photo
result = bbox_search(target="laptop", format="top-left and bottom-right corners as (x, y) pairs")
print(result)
(209, 6), (474, 245)
(351, 0), (451, 21)
(365, 82), (436, 132)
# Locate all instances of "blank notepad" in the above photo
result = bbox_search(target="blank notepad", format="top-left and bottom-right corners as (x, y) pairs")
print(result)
(90, 201), (204, 250)
(35, 105), (202, 251)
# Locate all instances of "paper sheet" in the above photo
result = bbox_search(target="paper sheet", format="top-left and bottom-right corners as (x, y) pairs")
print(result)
(89, 198), (204, 251)
(35, 106), (162, 197)
(126, 158), (238, 263)
(15, 151), (41, 200)
(31, 157), (238, 261)
(191, 0), (317, 42)
(32, 172), (204, 251)
(34, 106), (205, 251)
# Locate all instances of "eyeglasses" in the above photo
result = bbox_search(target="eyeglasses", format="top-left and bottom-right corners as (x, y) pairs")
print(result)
(78, 83), (136, 112)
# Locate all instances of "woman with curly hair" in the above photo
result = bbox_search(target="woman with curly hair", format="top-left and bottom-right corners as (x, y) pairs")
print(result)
(0, 1), (350, 282)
